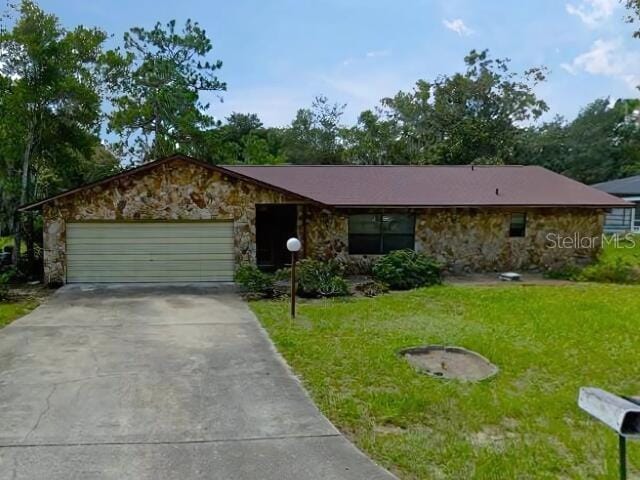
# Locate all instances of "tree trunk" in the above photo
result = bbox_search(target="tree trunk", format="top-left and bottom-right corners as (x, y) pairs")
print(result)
(13, 130), (34, 266)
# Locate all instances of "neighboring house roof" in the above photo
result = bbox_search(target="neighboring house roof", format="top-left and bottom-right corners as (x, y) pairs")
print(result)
(592, 175), (640, 197)
(19, 155), (630, 211)
(224, 164), (630, 207)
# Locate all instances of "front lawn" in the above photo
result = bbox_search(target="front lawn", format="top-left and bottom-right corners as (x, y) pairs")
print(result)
(253, 284), (640, 479)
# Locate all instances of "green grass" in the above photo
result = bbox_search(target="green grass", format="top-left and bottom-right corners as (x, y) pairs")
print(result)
(0, 235), (26, 253)
(601, 234), (640, 263)
(577, 235), (640, 283)
(253, 284), (640, 479)
(0, 298), (39, 328)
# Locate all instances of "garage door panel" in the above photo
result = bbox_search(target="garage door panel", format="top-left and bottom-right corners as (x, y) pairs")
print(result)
(67, 232), (233, 242)
(66, 274), (235, 283)
(66, 244), (234, 255)
(68, 226), (232, 239)
(66, 222), (234, 283)
(66, 237), (234, 245)
(65, 258), (234, 272)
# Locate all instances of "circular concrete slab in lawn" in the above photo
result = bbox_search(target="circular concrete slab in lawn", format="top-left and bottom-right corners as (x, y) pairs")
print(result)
(400, 345), (498, 381)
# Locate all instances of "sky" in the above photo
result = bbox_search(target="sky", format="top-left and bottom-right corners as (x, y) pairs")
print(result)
(34, 0), (640, 127)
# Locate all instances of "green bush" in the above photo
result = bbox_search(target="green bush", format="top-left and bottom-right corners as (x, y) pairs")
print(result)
(579, 257), (640, 284)
(273, 267), (291, 282)
(373, 249), (442, 290)
(0, 269), (14, 301)
(234, 264), (276, 297)
(296, 259), (350, 298)
(543, 263), (582, 280)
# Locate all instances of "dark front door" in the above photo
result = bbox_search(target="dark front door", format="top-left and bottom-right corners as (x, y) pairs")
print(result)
(256, 204), (298, 270)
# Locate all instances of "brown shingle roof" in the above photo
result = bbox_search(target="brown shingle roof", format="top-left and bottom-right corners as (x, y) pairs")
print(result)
(223, 165), (630, 207)
(19, 156), (630, 210)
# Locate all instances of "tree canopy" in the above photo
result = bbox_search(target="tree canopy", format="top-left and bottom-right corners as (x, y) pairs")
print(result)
(102, 18), (226, 162)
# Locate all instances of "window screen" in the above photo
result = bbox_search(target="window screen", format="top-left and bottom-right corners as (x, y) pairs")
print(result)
(509, 212), (526, 237)
(349, 214), (415, 254)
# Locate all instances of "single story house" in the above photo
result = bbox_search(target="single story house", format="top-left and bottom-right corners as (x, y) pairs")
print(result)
(592, 175), (640, 233)
(20, 154), (629, 284)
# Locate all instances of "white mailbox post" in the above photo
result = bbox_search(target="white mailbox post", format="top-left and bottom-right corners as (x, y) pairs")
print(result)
(578, 387), (640, 480)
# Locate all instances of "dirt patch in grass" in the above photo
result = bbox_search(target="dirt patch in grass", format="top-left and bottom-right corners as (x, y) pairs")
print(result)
(8, 283), (55, 303)
(401, 345), (498, 381)
(445, 272), (574, 286)
(374, 424), (406, 435)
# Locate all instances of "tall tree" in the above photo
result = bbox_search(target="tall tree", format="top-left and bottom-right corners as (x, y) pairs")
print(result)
(197, 112), (285, 165)
(342, 109), (403, 164)
(0, 0), (108, 262)
(564, 98), (640, 183)
(283, 95), (346, 164)
(517, 98), (640, 183)
(102, 19), (226, 162)
(382, 49), (548, 165)
(624, 0), (640, 38)
(515, 116), (570, 174)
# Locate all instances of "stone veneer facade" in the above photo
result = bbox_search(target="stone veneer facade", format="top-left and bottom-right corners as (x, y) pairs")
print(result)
(41, 157), (605, 284)
(304, 207), (605, 274)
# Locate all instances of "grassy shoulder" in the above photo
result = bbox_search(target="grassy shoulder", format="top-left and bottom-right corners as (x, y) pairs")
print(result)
(0, 298), (39, 328)
(253, 284), (640, 479)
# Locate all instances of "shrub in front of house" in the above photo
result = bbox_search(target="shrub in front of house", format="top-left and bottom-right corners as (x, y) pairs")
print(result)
(372, 249), (442, 290)
(339, 257), (374, 276)
(296, 259), (350, 298)
(579, 257), (640, 284)
(543, 263), (583, 280)
(0, 268), (15, 302)
(234, 264), (276, 298)
(273, 267), (291, 282)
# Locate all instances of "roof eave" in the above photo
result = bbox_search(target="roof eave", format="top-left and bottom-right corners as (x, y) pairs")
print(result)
(18, 154), (326, 211)
(330, 203), (631, 208)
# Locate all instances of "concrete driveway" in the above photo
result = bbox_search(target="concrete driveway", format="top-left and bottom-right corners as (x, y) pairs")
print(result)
(0, 285), (395, 480)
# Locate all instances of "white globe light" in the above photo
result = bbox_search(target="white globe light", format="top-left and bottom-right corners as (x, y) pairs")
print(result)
(286, 237), (301, 252)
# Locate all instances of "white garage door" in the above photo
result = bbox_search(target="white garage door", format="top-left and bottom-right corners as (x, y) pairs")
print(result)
(66, 222), (234, 283)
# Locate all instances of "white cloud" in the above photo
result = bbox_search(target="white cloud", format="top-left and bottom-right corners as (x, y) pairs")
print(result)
(365, 49), (391, 58)
(442, 18), (473, 36)
(342, 49), (391, 67)
(561, 38), (640, 90)
(566, 0), (618, 27)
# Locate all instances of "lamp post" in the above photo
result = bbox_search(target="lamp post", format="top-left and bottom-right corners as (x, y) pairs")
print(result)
(286, 237), (301, 318)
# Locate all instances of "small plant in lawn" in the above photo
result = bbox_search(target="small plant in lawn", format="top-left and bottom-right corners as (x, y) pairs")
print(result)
(234, 264), (276, 298)
(373, 249), (442, 290)
(296, 259), (349, 298)
(352, 279), (389, 297)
